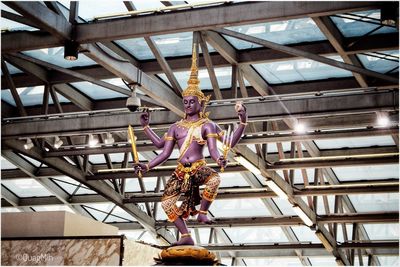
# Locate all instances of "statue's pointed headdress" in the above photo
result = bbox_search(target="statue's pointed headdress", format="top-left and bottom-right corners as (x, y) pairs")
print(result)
(182, 44), (211, 104)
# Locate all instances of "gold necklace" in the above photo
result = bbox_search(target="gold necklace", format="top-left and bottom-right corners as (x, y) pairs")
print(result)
(176, 118), (208, 129)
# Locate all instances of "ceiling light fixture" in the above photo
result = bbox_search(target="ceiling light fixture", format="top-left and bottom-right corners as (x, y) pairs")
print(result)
(381, 4), (397, 26)
(265, 179), (288, 199)
(377, 112), (390, 127)
(54, 136), (63, 149)
(294, 122), (306, 133)
(88, 134), (99, 147)
(104, 132), (115, 145)
(64, 40), (79, 61)
(24, 138), (34, 150)
(234, 155), (261, 175)
(292, 205), (314, 226)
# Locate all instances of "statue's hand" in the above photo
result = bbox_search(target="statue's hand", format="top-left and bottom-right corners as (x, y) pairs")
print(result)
(217, 155), (228, 169)
(235, 101), (247, 123)
(133, 162), (149, 174)
(140, 108), (150, 127)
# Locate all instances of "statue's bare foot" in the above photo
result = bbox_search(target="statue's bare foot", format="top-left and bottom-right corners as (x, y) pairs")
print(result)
(197, 214), (215, 225)
(171, 236), (195, 246)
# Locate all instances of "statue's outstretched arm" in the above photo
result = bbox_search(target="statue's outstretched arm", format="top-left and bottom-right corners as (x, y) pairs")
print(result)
(134, 125), (175, 173)
(230, 102), (247, 147)
(218, 102), (248, 148)
(140, 109), (165, 148)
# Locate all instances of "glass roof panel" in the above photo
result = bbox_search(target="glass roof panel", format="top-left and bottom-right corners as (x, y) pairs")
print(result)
(253, 55), (352, 84)
(1, 62), (23, 75)
(377, 256), (399, 266)
(116, 32), (216, 60)
(333, 164), (399, 181)
(84, 203), (115, 221)
(349, 193), (399, 212)
(1, 87), (70, 107)
(33, 205), (75, 213)
(104, 206), (137, 222)
(52, 176), (97, 195)
(292, 225), (320, 243)
(357, 50), (399, 74)
(158, 67), (250, 90)
(315, 135), (395, 149)
(224, 18), (326, 50)
(20, 154), (45, 167)
(125, 177), (158, 192)
(2, 179), (53, 197)
(71, 81), (128, 100)
(244, 258), (303, 266)
(1, 156), (18, 170)
(330, 9), (398, 38)
(363, 223), (399, 240)
(23, 47), (96, 68)
(115, 38), (152, 60)
(68, 0), (128, 22)
(209, 199), (270, 217)
(1, 17), (38, 32)
(219, 172), (251, 188)
(132, 0), (165, 10)
(223, 226), (289, 243)
(309, 257), (337, 266)
(88, 154), (107, 164)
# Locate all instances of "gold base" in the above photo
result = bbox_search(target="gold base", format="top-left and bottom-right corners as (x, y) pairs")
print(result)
(155, 246), (218, 266)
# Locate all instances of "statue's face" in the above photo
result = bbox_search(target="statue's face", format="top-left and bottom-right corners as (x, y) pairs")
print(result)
(183, 96), (202, 116)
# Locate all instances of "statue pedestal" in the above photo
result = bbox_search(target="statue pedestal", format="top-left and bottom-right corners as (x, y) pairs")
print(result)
(154, 245), (218, 266)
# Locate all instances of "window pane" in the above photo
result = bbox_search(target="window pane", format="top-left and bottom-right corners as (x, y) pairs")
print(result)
(224, 18), (326, 49)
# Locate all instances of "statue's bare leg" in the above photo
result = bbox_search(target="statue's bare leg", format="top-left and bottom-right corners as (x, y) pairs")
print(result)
(197, 174), (221, 224)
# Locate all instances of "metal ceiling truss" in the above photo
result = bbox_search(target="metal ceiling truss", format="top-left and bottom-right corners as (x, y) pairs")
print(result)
(1, 1), (399, 265)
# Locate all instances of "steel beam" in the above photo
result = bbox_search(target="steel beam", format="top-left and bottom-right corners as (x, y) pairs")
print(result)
(3, 183), (396, 207)
(3, 91), (397, 138)
(215, 28), (398, 84)
(2, 139), (175, 244)
(268, 154), (399, 170)
(81, 43), (184, 116)
(53, 84), (94, 111)
(4, 1), (71, 40)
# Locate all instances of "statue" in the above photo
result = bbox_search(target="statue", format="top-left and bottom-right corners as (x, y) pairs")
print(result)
(134, 46), (247, 246)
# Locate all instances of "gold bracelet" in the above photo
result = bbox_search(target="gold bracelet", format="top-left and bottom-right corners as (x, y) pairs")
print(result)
(143, 125), (149, 130)
(164, 136), (174, 141)
(198, 210), (208, 215)
(181, 233), (191, 238)
(145, 163), (150, 171)
(206, 133), (219, 138)
(240, 121), (248, 126)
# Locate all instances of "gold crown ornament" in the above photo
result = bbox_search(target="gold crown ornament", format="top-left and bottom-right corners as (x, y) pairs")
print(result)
(182, 45), (211, 104)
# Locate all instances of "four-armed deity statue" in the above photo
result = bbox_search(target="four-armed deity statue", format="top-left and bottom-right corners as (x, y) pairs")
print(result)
(134, 46), (248, 247)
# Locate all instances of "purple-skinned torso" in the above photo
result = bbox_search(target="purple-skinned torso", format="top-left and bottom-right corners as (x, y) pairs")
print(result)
(148, 96), (220, 168)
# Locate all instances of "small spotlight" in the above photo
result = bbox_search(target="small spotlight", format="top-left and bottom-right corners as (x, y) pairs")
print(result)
(381, 4), (398, 26)
(294, 122), (306, 133)
(24, 138), (34, 150)
(104, 133), (115, 145)
(88, 134), (99, 147)
(54, 136), (63, 149)
(64, 40), (79, 61)
(377, 113), (390, 127)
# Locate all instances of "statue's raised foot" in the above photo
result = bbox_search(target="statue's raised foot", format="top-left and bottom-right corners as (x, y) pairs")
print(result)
(197, 214), (215, 225)
(170, 234), (194, 246)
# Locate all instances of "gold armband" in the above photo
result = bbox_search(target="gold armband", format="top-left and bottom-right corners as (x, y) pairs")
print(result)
(206, 133), (219, 138)
(164, 135), (174, 141)
(143, 125), (149, 130)
(240, 121), (248, 126)
(146, 163), (150, 171)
